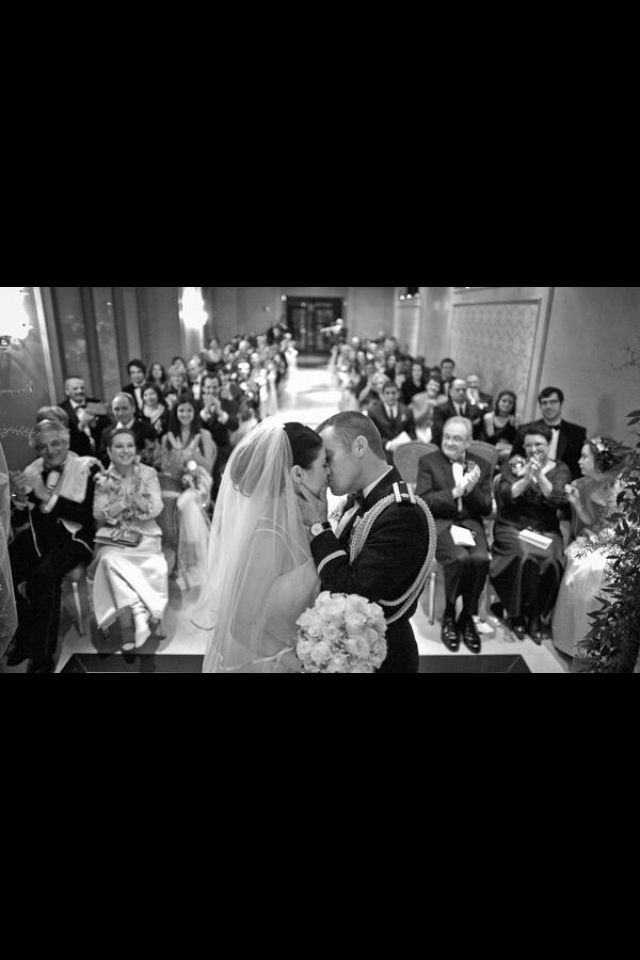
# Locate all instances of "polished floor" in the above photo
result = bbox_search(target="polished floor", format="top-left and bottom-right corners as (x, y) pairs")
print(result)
(3, 359), (570, 674)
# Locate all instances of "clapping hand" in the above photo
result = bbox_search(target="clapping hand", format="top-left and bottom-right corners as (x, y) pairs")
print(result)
(462, 462), (482, 493)
(565, 483), (580, 506)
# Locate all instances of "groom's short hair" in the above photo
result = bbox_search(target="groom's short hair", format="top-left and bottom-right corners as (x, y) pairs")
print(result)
(318, 412), (386, 461)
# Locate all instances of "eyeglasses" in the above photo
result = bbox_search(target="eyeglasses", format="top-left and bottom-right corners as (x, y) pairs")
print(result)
(443, 435), (466, 444)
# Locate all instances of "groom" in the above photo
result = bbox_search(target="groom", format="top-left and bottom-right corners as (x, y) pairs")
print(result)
(297, 412), (431, 674)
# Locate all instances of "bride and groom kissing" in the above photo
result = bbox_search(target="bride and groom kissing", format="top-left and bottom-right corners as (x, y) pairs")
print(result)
(194, 412), (433, 673)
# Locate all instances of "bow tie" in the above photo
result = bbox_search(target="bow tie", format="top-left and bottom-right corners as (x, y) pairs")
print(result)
(345, 490), (366, 511)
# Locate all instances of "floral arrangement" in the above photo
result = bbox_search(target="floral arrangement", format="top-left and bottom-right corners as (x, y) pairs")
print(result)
(94, 465), (153, 526)
(296, 592), (387, 673)
(509, 454), (527, 478)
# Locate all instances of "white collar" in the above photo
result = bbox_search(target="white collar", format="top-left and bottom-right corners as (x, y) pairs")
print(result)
(362, 466), (394, 501)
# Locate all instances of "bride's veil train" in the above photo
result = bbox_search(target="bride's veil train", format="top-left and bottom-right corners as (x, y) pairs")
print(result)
(193, 418), (314, 673)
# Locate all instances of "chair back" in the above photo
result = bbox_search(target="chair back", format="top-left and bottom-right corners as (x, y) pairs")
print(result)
(468, 441), (500, 472)
(393, 442), (438, 487)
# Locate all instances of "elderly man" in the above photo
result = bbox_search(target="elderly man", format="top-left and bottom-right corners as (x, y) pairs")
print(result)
(4, 420), (100, 673)
(59, 376), (109, 456)
(432, 378), (484, 446)
(98, 394), (156, 465)
(513, 386), (586, 481)
(416, 416), (493, 654)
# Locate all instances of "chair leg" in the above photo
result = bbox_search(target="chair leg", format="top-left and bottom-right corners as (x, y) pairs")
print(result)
(72, 581), (85, 638)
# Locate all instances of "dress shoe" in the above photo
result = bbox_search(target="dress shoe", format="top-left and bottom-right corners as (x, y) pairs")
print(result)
(460, 617), (482, 654)
(527, 613), (543, 645)
(441, 616), (460, 652)
(509, 617), (527, 641)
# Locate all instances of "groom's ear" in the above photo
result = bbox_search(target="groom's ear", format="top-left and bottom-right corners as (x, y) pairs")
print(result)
(353, 436), (369, 458)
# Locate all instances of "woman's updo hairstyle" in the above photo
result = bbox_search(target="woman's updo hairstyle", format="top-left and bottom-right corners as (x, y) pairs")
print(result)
(283, 422), (323, 470)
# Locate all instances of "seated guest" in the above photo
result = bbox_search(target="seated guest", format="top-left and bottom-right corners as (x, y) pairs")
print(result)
(149, 362), (168, 388)
(513, 386), (586, 481)
(98, 394), (157, 465)
(198, 374), (239, 501)
(141, 383), (170, 439)
(91, 428), (168, 650)
(59, 376), (109, 456)
(410, 377), (447, 443)
(552, 436), (629, 662)
(163, 363), (190, 411)
(440, 358), (456, 398)
(482, 389), (519, 460)
(432, 378), (484, 446)
(160, 397), (215, 591)
(5, 420), (100, 672)
(187, 355), (206, 403)
(416, 417), (492, 654)
(230, 395), (260, 447)
(490, 423), (572, 642)
(368, 380), (416, 465)
(465, 374), (493, 412)
(401, 362), (427, 406)
(122, 359), (150, 415)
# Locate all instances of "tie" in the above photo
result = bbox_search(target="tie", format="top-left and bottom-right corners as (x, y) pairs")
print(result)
(345, 490), (366, 512)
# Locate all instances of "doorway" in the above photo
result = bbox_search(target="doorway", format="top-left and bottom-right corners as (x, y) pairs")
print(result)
(287, 297), (345, 356)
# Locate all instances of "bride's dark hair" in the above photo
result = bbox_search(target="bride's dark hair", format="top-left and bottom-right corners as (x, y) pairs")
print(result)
(283, 422), (323, 469)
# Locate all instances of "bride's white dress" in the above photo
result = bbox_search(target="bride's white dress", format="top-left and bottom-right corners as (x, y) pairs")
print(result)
(194, 419), (319, 674)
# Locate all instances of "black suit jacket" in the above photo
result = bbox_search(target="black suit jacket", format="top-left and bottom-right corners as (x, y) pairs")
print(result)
(432, 400), (484, 445)
(122, 382), (149, 414)
(368, 403), (417, 464)
(415, 450), (493, 535)
(310, 467), (431, 673)
(513, 418), (587, 480)
(59, 398), (110, 457)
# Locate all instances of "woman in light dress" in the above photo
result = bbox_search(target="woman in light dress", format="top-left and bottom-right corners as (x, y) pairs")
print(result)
(160, 397), (216, 592)
(552, 437), (628, 661)
(195, 419), (327, 673)
(91, 429), (168, 650)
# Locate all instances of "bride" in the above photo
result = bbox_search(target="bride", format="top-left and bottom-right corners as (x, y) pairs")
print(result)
(194, 419), (328, 673)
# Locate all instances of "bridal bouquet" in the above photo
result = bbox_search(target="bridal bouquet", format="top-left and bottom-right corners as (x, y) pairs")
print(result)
(296, 592), (387, 673)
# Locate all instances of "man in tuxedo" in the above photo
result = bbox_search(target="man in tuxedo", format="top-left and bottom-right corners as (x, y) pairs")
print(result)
(368, 380), (417, 464)
(416, 416), (492, 654)
(4, 420), (100, 673)
(432, 378), (484, 445)
(513, 386), (586, 480)
(59, 377), (110, 456)
(122, 359), (149, 415)
(187, 356), (205, 403)
(98, 394), (156, 465)
(297, 412), (431, 674)
(199, 374), (240, 500)
(440, 358), (456, 398)
(465, 374), (493, 413)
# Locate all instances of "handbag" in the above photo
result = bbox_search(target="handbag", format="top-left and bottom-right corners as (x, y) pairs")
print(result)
(95, 525), (143, 548)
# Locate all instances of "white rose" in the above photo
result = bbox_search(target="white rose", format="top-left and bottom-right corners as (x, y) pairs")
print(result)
(345, 594), (370, 615)
(325, 655), (349, 673)
(345, 635), (371, 659)
(310, 641), (333, 666)
(365, 627), (382, 647)
(345, 613), (367, 635)
(322, 624), (341, 643)
(319, 600), (344, 623)
(316, 591), (334, 607)
(349, 662), (375, 674)
(296, 639), (315, 661)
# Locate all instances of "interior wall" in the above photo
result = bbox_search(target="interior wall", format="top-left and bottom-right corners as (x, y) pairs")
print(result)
(1, 288), (54, 470)
(540, 286), (640, 443)
(138, 287), (182, 366)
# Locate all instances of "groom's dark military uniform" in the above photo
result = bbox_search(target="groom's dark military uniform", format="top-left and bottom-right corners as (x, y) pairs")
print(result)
(310, 467), (431, 674)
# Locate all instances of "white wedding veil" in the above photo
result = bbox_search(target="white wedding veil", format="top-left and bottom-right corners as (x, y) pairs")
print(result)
(0, 440), (18, 658)
(194, 418), (313, 672)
